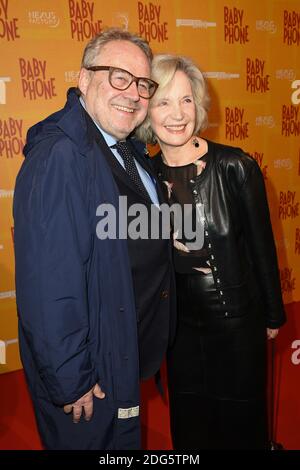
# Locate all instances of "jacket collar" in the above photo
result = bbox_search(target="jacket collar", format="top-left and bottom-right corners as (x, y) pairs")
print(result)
(57, 88), (165, 204)
(56, 88), (93, 155)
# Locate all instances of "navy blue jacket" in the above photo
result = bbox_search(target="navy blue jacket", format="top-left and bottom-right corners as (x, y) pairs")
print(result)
(13, 89), (144, 449)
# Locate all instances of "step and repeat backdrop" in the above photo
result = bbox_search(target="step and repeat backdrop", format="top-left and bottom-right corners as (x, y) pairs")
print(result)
(0, 0), (300, 410)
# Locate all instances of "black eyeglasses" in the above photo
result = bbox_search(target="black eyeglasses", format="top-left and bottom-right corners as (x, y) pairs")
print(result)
(85, 65), (158, 99)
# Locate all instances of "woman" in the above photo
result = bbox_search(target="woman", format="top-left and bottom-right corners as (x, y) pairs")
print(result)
(136, 54), (286, 449)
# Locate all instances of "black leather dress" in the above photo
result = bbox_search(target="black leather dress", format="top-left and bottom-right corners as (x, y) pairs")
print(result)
(154, 140), (286, 449)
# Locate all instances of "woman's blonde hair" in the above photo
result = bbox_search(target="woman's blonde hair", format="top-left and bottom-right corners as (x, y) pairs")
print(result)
(136, 54), (210, 144)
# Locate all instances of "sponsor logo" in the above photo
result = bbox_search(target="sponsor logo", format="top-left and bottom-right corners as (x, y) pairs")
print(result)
(0, 189), (14, 197)
(295, 228), (300, 255)
(255, 115), (275, 128)
(203, 72), (239, 80)
(69, 0), (102, 41)
(19, 58), (57, 100)
(225, 107), (249, 141)
(0, 290), (16, 299)
(114, 13), (129, 31)
(0, 77), (11, 105)
(283, 10), (300, 46)
(176, 18), (216, 29)
(280, 267), (296, 293)
(246, 58), (270, 93)
(276, 69), (296, 81)
(224, 6), (249, 44)
(138, 1), (168, 43)
(256, 20), (277, 33)
(0, 338), (18, 365)
(274, 158), (293, 170)
(0, 118), (24, 158)
(207, 122), (218, 129)
(279, 191), (299, 220)
(28, 11), (60, 27)
(0, 0), (20, 41)
(64, 70), (80, 83)
(282, 105), (300, 137)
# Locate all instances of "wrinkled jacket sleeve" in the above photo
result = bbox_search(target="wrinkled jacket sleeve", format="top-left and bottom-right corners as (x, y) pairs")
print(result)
(14, 137), (97, 405)
(237, 157), (286, 328)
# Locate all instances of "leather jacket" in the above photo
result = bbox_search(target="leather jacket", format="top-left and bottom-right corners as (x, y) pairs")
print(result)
(154, 140), (286, 329)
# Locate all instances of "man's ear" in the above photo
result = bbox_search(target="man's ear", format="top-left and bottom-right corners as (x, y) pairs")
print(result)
(78, 68), (91, 95)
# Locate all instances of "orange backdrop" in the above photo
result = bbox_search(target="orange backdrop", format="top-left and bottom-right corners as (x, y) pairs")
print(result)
(0, 0), (299, 390)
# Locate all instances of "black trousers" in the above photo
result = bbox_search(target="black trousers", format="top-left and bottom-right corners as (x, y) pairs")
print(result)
(167, 272), (268, 450)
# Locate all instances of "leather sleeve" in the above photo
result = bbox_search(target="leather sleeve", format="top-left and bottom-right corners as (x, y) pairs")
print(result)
(238, 158), (286, 328)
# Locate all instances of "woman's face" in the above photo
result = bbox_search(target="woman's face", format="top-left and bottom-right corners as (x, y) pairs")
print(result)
(149, 70), (196, 150)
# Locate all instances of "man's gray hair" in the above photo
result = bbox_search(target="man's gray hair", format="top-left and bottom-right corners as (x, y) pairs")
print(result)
(81, 27), (153, 68)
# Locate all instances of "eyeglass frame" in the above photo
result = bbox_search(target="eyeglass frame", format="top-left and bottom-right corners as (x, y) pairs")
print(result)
(85, 65), (159, 99)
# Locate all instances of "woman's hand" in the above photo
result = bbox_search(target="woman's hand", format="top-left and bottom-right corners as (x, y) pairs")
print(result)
(267, 328), (279, 340)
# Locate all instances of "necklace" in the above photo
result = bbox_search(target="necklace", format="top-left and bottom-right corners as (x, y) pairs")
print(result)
(161, 137), (208, 167)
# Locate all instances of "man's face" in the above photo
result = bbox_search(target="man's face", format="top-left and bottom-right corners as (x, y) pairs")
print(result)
(79, 40), (150, 140)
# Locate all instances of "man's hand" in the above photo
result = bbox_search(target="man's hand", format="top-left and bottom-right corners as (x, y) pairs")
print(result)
(267, 328), (279, 340)
(63, 383), (105, 423)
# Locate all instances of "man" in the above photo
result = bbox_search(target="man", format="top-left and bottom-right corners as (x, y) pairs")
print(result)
(13, 28), (175, 450)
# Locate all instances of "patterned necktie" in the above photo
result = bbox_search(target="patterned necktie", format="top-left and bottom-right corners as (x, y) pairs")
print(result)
(113, 140), (150, 200)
